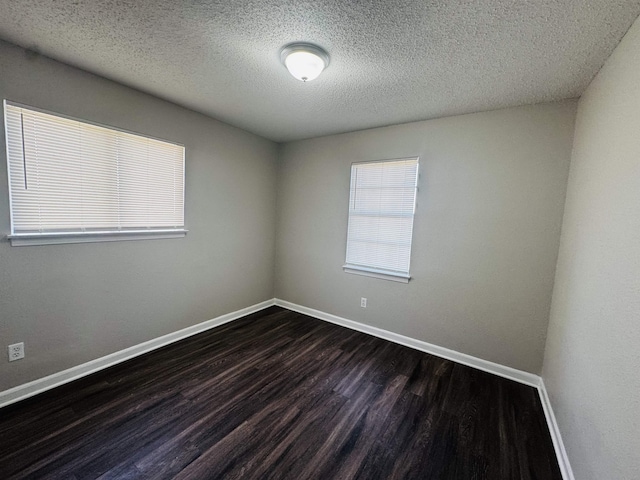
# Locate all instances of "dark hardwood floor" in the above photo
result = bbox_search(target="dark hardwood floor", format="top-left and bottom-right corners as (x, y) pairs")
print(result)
(0, 306), (561, 479)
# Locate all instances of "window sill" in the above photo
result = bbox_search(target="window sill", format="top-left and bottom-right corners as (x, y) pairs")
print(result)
(343, 264), (411, 283)
(7, 229), (188, 246)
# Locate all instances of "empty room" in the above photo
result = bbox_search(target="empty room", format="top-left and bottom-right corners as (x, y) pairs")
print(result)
(0, 1), (639, 479)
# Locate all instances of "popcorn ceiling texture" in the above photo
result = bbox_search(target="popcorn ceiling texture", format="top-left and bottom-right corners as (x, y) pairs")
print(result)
(0, 0), (639, 141)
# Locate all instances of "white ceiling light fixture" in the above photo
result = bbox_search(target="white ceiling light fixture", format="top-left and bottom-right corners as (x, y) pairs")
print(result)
(280, 43), (330, 82)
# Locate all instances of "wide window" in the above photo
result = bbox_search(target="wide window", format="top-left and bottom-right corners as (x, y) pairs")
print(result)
(343, 157), (419, 283)
(3, 101), (185, 246)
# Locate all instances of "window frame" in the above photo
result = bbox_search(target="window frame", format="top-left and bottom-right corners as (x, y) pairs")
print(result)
(3, 100), (187, 246)
(343, 156), (419, 283)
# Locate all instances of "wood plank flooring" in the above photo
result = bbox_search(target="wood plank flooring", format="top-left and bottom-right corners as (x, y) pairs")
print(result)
(0, 306), (562, 479)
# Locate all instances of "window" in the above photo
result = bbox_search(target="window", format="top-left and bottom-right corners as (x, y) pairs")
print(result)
(3, 101), (185, 246)
(343, 157), (419, 283)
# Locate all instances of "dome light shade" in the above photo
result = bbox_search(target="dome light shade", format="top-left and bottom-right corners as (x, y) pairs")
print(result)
(280, 43), (330, 82)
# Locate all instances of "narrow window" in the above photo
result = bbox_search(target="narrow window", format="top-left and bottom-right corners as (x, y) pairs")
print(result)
(343, 157), (419, 283)
(3, 101), (185, 246)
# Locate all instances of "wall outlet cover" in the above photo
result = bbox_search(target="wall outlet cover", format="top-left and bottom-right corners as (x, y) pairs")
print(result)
(8, 342), (25, 362)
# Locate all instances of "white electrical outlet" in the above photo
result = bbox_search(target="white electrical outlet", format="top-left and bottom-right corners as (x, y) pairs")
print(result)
(361, 297), (367, 308)
(8, 342), (24, 362)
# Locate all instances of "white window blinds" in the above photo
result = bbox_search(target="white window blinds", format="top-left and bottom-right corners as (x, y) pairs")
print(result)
(4, 101), (185, 244)
(344, 157), (419, 282)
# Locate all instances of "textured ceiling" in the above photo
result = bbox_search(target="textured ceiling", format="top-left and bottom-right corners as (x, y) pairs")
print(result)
(0, 1), (639, 142)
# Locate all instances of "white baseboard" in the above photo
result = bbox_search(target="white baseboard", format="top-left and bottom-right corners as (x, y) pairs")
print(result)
(275, 299), (540, 387)
(538, 379), (576, 480)
(274, 298), (574, 480)
(0, 299), (275, 408)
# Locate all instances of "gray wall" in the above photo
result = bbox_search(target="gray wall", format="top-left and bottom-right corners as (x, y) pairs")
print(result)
(275, 102), (577, 373)
(542, 16), (640, 480)
(0, 41), (278, 390)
